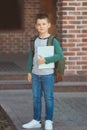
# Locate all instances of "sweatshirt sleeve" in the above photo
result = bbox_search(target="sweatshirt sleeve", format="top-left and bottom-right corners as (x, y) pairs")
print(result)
(26, 46), (33, 73)
(45, 38), (64, 64)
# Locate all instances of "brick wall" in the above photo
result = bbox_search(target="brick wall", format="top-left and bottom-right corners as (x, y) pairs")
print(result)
(0, 0), (40, 53)
(57, 0), (87, 76)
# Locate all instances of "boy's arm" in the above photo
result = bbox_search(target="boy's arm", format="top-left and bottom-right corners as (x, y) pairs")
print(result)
(45, 38), (64, 64)
(28, 73), (32, 82)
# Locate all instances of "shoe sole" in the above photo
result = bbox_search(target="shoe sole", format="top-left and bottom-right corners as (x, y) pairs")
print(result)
(22, 124), (41, 129)
(45, 126), (53, 130)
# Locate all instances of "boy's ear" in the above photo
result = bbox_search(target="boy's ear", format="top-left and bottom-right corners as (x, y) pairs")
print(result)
(48, 22), (51, 28)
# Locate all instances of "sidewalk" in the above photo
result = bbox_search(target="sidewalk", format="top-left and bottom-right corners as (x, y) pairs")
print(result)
(0, 90), (87, 130)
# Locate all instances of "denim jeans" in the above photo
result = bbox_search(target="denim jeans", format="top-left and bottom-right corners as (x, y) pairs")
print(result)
(32, 73), (54, 121)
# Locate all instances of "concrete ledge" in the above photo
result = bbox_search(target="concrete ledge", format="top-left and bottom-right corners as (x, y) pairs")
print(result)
(55, 82), (87, 87)
(1, 104), (21, 130)
(54, 82), (87, 92)
(0, 81), (87, 91)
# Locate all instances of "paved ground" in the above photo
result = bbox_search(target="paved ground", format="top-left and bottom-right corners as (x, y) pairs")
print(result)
(0, 90), (87, 130)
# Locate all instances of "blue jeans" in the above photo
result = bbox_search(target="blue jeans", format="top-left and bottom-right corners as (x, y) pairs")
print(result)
(32, 73), (54, 121)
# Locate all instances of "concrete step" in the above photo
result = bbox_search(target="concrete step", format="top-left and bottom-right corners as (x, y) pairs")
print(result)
(0, 72), (87, 91)
(55, 82), (87, 92)
(0, 79), (87, 92)
(0, 72), (27, 80)
(0, 79), (31, 90)
(0, 72), (30, 90)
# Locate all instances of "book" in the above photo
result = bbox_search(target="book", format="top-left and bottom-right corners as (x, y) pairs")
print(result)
(38, 46), (54, 69)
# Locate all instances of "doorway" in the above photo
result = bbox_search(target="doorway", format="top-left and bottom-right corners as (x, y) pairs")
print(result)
(40, 0), (57, 36)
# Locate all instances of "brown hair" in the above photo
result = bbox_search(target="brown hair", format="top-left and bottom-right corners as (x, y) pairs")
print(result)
(35, 13), (50, 22)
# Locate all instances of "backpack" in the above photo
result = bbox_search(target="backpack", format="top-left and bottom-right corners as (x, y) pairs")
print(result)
(30, 35), (65, 82)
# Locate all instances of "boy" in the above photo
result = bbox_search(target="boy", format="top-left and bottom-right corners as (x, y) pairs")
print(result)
(22, 13), (64, 130)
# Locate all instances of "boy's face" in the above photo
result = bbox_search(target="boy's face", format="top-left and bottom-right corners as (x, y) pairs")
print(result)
(35, 18), (51, 35)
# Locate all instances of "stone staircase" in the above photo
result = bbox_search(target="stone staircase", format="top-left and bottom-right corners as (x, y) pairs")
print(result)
(0, 71), (87, 92)
(0, 60), (31, 90)
(0, 60), (87, 91)
(0, 72), (31, 90)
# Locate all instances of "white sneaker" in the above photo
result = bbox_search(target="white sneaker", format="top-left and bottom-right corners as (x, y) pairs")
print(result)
(22, 119), (41, 129)
(45, 120), (53, 130)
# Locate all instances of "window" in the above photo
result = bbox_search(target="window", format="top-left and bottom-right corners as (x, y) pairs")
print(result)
(0, 0), (23, 30)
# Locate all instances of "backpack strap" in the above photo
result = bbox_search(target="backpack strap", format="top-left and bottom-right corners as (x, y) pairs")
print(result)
(47, 35), (55, 46)
(30, 35), (38, 55)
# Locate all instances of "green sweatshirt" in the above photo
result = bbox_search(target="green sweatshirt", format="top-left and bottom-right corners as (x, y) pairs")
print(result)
(27, 37), (64, 73)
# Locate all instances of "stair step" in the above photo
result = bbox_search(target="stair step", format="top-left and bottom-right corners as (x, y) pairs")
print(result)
(55, 82), (87, 87)
(55, 82), (87, 92)
(0, 79), (31, 90)
(0, 72), (87, 92)
(0, 72), (30, 90)
(0, 72), (27, 80)
(0, 80), (28, 84)
(0, 84), (31, 90)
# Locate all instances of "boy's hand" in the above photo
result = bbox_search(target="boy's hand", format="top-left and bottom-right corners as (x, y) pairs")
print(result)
(28, 73), (32, 82)
(38, 55), (45, 65)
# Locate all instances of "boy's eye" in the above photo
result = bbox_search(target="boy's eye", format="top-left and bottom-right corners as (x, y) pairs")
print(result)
(37, 23), (46, 26)
(37, 24), (41, 26)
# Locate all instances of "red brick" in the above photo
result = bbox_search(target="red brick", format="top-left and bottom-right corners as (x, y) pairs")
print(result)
(82, 39), (87, 42)
(83, 12), (87, 15)
(63, 25), (75, 29)
(69, 21), (81, 24)
(64, 71), (75, 76)
(68, 39), (81, 42)
(69, 30), (80, 33)
(82, 57), (87, 60)
(82, 30), (87, 33)
(69, 48), (80, 51)
(69, 12), (81, 15)
(63, 16), (75, 20)
(63, 43), (75, 47)
(67, 61), (75, 65)
(64, 52), (75, 56)
(82, 66), (87, 69)
(62, 7), (75, 10)
(62, 21), (67, 24)
(82, 21), (87, 24)
(82, 48), (87, 51)
(69, 66), (81, 70)
(77, 52), (87, 56)
(77, 71), (87, 75)
(77, 43), (87, 47)
(62, 0), (75, 2)
(62, 34), (75, 38)
(69, 57), (81, 61)
(77, 34), (87, 37)
(77, 7), (87, 10)
(69, 2), (81, 6)
(77, 61), (87, 65)
(77, 16), (87, 19)
(83, 2), (87, 6)
(77, 25), (87, 29)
